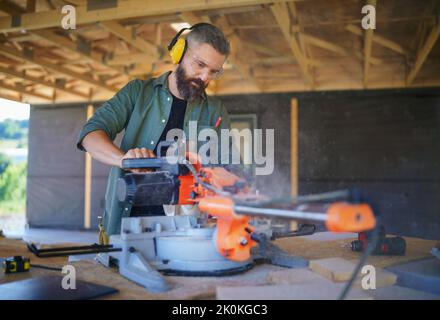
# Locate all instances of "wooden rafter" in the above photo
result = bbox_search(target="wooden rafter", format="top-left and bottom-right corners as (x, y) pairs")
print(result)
(406, 19), (440, 85)
(31, 29), (127, 76)
(0, 0), (285, 33)
(0, 66), (88, 98)
(302, 33), (382, 66)
(346, 24), (407, 56)
(0, 81), (52, 100)
(0, 44), (118, 92)
(100, 21), (162, 58)
(287, 1), (315, 80)
(270, 2), (314, 87)
(215, 15), (262, 91)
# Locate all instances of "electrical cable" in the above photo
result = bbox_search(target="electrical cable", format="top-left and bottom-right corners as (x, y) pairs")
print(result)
(337, 217), (381, 300)
(30, 264), (63, 271)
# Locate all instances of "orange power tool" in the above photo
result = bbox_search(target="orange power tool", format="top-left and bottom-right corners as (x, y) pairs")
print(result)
(118, 151), (376, 263)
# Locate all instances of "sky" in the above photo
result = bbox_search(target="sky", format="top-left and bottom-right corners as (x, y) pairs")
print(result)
(0, 98), (30, 121)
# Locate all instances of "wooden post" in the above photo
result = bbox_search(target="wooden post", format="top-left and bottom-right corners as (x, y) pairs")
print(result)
(84, 104), (93, 229)
(290, 98), (298, 197)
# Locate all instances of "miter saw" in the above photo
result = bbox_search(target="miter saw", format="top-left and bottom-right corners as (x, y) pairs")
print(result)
(90, 141), (376, 292)
(27, 142), (377, 293)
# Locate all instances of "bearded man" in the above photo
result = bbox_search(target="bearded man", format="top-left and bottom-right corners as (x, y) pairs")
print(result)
(77, 23), (231, 235)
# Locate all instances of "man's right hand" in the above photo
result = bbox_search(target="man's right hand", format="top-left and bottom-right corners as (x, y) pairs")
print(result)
(119, 148), (156, 173)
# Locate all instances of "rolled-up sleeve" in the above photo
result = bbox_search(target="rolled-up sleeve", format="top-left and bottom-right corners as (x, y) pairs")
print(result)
(76, 79), (142, 151)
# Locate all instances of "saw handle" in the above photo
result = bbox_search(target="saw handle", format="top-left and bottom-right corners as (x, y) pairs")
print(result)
(121, 158), (165, 169)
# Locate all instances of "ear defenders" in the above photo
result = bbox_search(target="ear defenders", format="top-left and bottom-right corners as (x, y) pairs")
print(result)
(167, 23), (212, 64)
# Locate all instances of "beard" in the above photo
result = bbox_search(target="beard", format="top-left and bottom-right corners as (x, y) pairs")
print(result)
(175, 64), (206, 101)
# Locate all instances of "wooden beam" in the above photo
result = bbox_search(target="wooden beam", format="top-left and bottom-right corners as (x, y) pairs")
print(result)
(179, 11), (211, 25)
(0, 0), (25, 15)
(241, 40), (280, 57)
(407, 20), (440, 85)
(0, 0), (285, 33)
(288, 1), (315, 73)
(84, 104), (93, 229)
(270, 2), (313, 86)
(0, 44), (118, 92)
(106, 53), (157, 66)
(0, 82), (52, 100)
(26, 0), (36, 13)
(31, 29), (126, 75)
(0, 66), (88, 98)
(100, 21), (161, 58)
(346, 24), (407, 56)
(363, 0), (377, 87)
(302, 33), (382, 66)
(215, 15), (262, 91)
(0, 92), (21, 102)
(290, 97), (298, 197)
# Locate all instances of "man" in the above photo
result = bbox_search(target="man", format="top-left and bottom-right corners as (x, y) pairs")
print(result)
(76, 23), (231, 235)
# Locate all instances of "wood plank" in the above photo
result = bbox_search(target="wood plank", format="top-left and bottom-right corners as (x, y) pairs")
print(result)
(215, 15), (262, 91)
(0, 44), (118, 93)
(0, 82), (52, 100)
(291, 98), (298, 197)
(0, 0), (286, 33)
(406, 20), (440, 85)
(270, 2), (313, 86)
(302, 33), (382, 66)
(84, 104), (93, 229)
(346, 24), (407, 56)
(31, 29), (126, 75)
(0, 66), (88, 98)
(100, 21), (161, 58)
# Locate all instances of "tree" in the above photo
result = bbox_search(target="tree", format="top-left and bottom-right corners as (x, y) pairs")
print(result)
(0, 153), (11, 175)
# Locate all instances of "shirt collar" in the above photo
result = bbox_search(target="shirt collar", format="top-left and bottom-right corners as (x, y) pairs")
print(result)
(152, 71), (207, 101)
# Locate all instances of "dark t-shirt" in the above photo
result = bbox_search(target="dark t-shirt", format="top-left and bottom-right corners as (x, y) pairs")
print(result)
(130, 93), (187, 217)
(154, 94), (187, 156)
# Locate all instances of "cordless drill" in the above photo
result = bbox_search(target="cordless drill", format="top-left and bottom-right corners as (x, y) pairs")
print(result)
(351, 226), (406, 256)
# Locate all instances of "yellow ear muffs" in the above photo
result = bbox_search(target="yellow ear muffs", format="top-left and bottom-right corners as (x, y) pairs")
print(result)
(169, 37), (187, 64)
(168, 23), (212, 64)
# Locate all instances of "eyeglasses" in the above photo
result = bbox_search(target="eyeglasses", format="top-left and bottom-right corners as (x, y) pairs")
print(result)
(186, 48), (224, 80)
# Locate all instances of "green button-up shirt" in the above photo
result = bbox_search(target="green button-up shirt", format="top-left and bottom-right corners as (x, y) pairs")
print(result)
(77, 71), (230, 235)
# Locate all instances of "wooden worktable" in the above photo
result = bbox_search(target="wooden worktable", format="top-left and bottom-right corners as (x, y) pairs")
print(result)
(0, 235), (437, 299)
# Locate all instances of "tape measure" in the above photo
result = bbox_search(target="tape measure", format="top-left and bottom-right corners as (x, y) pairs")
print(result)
(2, 256), (31, 274)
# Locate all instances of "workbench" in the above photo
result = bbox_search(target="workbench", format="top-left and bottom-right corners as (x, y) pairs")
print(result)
(0, 234), (438, 300)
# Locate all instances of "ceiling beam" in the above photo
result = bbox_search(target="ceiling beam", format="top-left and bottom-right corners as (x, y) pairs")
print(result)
(0, 92), (21, 102)
(100, 21), (162, 58)
(31, 29), (127, 76)
(302, 33), (382, 66)
(270, 2), (314, 87)
(215, 15), (262, 91)
(0, 82), (52, 101)
(406, 19), (440, 85)
(0, 44), (118, 93)
(346, 24), (407, 56)
(0, 0), (285, 33)
(0, 66), (88, 98)
(0, 0), (25, 15)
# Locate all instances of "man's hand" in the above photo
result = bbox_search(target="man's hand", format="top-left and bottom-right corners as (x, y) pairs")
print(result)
(120, 148), (156, 173)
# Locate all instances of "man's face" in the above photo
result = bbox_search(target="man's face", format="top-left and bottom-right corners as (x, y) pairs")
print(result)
(176, 42), (226, 101)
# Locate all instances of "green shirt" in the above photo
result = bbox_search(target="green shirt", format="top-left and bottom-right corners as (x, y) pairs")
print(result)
(77, 71), (231, 235)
